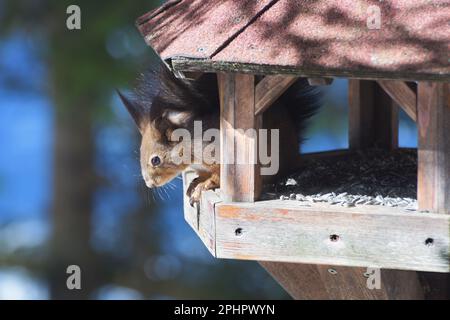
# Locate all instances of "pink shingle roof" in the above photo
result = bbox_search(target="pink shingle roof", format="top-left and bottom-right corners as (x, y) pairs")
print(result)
(137, 0), (450, 81)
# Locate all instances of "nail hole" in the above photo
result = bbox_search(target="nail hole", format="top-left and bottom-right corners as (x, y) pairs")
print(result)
(329, 234), (340, 242)
(425, 238), (434, 247)
(328, 268), (338, 275)
(363, 272), (371, 278)
(235, 228), (243, 237)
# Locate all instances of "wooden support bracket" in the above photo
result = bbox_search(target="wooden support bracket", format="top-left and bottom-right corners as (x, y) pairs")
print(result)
(255, 75), (297, 116)
(378, 80), (417, 122)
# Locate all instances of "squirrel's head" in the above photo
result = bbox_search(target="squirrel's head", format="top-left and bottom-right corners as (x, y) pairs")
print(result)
(117, 66), (218, 188)
(118, 91), (192, 188)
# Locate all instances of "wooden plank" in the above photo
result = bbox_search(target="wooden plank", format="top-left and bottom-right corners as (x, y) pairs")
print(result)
(307, 78), (333, 86)
(182, 171), (219, 255)
(217, 73), (262, 202)
(349, 80), (375, 149)
(375, 85), (399, 150)
(349, 80), (398, 150)
(172, 58), (450, 82)
(417, 82), (450, 214)
(255, 75), (297, 115)
(214, 200), (450, 272)
(378, 80), (417, 122)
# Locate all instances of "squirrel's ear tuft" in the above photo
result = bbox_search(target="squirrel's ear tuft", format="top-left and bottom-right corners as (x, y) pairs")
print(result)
(163, 109), (194, 127)
(117, 90), (147, 134)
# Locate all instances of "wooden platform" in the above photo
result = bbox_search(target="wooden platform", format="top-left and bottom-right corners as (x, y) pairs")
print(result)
(138, 0), (450, 81)
(183, 168), (450, 273)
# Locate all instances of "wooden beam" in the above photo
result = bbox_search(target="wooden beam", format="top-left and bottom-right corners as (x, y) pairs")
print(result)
(348, 80), (399, 150)
(172, 57), (450, 82)
(417, 82), (450, 214)
(307, 77), (334, 86)
(218, 73), (262, 202)
(214, 200), (450, 272)
(349, 80), (375, 149)
(378, 80), (417, 121)
(260, 263), (425, 300)
(376, 87), (399, 150)
(255, 75), (297, 116)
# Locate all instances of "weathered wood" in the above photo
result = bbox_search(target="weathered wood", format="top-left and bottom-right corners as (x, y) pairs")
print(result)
(182, 170), (219, 255)
(417, 82), (450, 214)
(375, 87), (399, 150)
(218, 73), (262, 202)
(349, 80), (398, 150)
(172, 58), (450, 82)
(174, 71), (203, 80)
(307, 77), (334, 86)
(378, 80), (417, 122)
(255, 75), (297, 116)
(261, 263), (425, 300)
(213, 200), (450, 272)
(349, 80), (375, 149)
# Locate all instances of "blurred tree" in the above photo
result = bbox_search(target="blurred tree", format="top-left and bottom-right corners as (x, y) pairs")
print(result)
(0, 0), (161, 299)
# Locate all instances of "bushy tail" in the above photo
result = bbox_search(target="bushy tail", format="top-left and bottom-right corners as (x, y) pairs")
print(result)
(278, 78), (322, 143)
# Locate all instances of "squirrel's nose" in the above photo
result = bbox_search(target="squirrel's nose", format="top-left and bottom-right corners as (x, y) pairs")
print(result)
(142, 172), (154, 188)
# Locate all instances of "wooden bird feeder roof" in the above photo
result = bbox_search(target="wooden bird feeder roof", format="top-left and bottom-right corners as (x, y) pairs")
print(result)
(137, 0), (450, 81)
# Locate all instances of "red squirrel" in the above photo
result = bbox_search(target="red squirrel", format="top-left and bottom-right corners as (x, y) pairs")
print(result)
(118, 64), (320, 205)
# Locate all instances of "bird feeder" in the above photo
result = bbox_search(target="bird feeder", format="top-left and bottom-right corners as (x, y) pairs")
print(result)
(136, 0), (450, 299)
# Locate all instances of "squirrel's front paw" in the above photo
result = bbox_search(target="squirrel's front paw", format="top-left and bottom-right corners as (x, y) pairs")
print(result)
(187, 179), (218, 207)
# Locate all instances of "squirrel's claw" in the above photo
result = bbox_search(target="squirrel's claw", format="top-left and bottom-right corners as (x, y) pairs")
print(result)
(186, 177), (201, 198)
(189, 195), (199, 207)
(187, 176), (219, 208)
(188, 182), (204, 207)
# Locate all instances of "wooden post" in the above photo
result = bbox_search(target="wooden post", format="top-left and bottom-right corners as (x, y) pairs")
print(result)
(218, 73), (261, 202)
(417, 82), (450, 214)
(416, 82), (450, 298)
(349, 80), (398, 150)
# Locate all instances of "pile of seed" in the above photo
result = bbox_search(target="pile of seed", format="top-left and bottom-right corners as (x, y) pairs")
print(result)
(263, 148), (418, 210)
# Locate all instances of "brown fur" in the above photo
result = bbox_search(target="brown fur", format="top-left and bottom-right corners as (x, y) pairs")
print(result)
(118, 64), (320, 205)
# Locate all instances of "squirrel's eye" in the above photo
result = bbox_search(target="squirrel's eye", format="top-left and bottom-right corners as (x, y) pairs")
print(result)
(150, 156), (161, 167)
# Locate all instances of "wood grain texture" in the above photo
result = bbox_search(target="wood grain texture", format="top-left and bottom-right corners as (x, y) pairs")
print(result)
(182, 170), (219, 255)
(378, 80), (417, 122)
(172, 58), (450, 82)
(349, 80), (399, 150)
(218, 73), (262, 202)
(417, 82), (450, 214)
(255, 75), (297, 115)
(375, 85), (399, 150)
(214, 200), (450, 272)
(349, 80), (375, 149)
